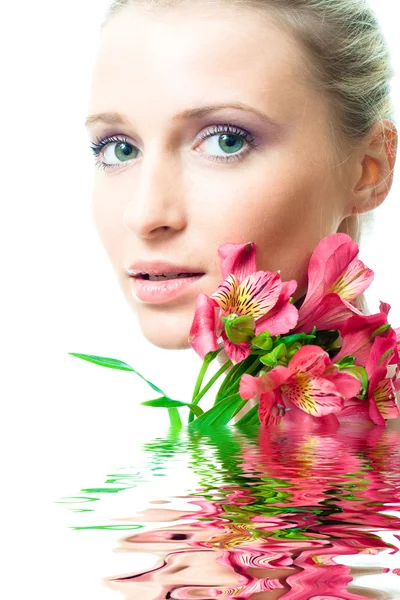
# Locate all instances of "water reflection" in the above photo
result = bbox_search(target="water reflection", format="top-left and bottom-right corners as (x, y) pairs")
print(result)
(60, 425), (400, 598)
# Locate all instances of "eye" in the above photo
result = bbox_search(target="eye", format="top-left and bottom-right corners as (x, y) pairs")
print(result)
(90, 135), (139, 171)
(196, 123), (260, 163)
(90, 124), (260, 171)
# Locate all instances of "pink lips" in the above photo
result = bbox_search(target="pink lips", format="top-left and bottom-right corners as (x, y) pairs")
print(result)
(126, 260), (205, 277)
(130, 274), (204, 304)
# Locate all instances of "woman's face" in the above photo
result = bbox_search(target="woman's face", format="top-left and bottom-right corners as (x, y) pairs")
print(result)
(88, 4), (353, 350)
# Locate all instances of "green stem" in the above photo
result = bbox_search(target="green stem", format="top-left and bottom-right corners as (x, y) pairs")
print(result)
(189, 359), (232, 422)
(190, 349), (222, 401)
(191, 357), (213, 404)
(214, 362), (242, 402)
(215, 355), (263, 404)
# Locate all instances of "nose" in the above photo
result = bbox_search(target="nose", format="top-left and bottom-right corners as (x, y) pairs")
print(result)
(123, 146), (187, 239)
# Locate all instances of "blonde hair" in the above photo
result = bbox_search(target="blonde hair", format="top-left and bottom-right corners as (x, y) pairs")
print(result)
(102, 0), (397, 313)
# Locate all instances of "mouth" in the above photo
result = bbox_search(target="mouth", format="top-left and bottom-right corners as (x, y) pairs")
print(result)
(130, 273), (205, 304)
(135, 272), (205, 281)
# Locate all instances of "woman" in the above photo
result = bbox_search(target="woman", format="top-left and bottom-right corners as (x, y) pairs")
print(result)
(86, 0), (398, 426)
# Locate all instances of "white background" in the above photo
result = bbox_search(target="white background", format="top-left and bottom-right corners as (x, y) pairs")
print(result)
(1, 1), (400, 598)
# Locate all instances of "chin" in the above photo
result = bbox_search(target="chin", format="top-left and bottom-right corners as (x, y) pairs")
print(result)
(137, 309), (194, 351)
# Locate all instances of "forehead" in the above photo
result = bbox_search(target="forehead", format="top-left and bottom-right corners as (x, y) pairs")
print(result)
(89, 5), (320, 126)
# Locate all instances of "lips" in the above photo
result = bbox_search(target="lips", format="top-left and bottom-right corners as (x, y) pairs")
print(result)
(130, 273), (205, 304)
(126, 260), (205, 278)
(136, 272), (200, 281)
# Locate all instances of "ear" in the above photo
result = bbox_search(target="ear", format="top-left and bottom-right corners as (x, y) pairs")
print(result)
(348, 119), (398, 216)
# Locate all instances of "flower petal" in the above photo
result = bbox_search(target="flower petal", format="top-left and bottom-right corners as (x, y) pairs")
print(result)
(217, 242), (257, 282)
(296, 293), (358, 334)
(239, 366), (291, 399)
(255, 281), (299, 336)
(288, 345), (331, 377)
(256, 302), (299, 336)
(323, 238), (360, 289)
(259, 391), (282, 427)
(326, 258), (374, 300)
(335, 311), (389, 366)
(366, 335), (396, 391)
(261, 366), (292, 390)
(188, 294), (219, 359)
(337, 397), (370, 423)
(368, 394), (386, 426)
(222, 332), (251, 364)
(372, 377), (400, 420)
(234, 271), (282, 317)
(240, 373), (264, 399)
(327, 371), (361, 400)
(302, 233), (356, 306)
(281, 373), (344, 417)
(211, 274), (239, 312)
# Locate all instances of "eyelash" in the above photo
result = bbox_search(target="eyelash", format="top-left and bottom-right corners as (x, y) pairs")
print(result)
(89, 123), (260, 171)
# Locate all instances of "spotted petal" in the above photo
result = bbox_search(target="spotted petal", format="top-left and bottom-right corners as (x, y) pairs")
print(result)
(211, 274), (239, 312)
(259, 391), (282, 427)
(296, 293), (360, 334)
(233, 271), (282, 318)
(282, 373), (344, 417)
(326, 258), (374, 300)
(302, 233), (357, 306)
(372, 377), (400, 421)
(222, 332), (251, 364)
(288, 346), (331, 377)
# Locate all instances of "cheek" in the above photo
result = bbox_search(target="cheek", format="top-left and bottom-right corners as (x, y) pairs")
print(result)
(91, 182), (122, 258)
(189, 159), (341, 289)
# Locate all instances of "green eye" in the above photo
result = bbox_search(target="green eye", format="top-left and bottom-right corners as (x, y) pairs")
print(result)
(107, 141), (139, 164)
(218, 134), (245, 154)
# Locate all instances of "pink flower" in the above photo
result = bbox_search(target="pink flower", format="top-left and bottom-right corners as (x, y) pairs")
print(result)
(339, 334), (400, 425)
(239, 345), (360, 427)
(366, 336), (400, 425)
(188, 242), (298, 363)
(335, 301), (399, 367)
(295, 233), (374, 333)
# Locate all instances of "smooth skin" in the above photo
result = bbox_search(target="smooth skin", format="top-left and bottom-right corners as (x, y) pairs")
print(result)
(87, 4), (397, 352)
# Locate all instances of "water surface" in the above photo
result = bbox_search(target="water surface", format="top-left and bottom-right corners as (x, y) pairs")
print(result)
(58, 425), (400, 599)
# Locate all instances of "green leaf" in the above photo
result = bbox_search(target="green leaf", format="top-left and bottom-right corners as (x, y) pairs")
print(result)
(189, 393), (246, 431)
(68, 353), (165, 395)
(142, 397), (204, 417)
(168, 408), (182, 429)
(142, 397), (186, 408)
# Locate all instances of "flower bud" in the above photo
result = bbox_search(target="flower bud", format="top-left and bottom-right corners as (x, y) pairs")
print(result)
(222, 314), (256, 344)
(251, 331), (273, 351)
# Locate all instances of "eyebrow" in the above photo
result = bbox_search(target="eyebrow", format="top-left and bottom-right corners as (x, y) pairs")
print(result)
(84, 102), (278, 128)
